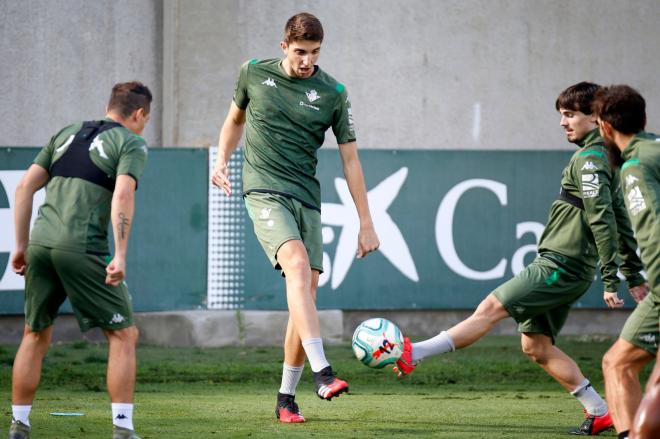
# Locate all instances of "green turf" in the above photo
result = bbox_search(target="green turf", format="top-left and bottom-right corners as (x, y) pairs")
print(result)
(0, 335), (650, 438)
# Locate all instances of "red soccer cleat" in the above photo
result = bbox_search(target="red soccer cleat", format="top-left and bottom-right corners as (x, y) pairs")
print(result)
(393, 337), (416, 376)
(313, 366), (349, 400)
(275, 393), (305, 423)
(569, 409), (613, 435)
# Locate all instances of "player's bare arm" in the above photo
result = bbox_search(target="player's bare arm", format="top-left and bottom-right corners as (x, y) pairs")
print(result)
(11, 164), (49, 275)
(106, 174), (136, 286)
(338, 141), (380, 258)
(212, 102), (246, 196)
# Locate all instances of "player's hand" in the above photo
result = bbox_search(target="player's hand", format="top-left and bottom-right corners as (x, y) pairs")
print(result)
(105, 257), (126, 286)
(603, 291), (625, 308)
(211, 163), (232, 197)
(629, 283), (649, 304)
(11, 249), (27, 276)
(357, 225), (379, 258)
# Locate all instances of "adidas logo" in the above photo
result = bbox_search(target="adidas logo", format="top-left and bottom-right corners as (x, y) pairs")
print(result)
(115, 414), (127, 420)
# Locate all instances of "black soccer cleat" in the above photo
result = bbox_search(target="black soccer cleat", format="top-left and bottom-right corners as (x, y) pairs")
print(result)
(569, 410), (614, 435)
(313, 366), (349, 400)
(275, 392), (305, 423)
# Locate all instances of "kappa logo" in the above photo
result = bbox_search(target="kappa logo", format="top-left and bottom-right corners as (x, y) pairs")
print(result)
(55, 135), (75, 154)
(625, 174), (639, 188)
(320, 168), (418, 289)
(581, 173), (599, 198)
(305, 89), (320, 102)
(109, 313), (126, 324)
(639, 333), (657, 346)
(261, 77), (277, 88)
(89, 136), (108, 159)
(626, 186), (647, 216)
(581, 161), (597, 171)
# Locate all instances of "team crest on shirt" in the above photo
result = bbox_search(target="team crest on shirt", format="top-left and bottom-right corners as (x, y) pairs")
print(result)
(305, 89), (320, 102)
(626, 186), (647, 216)
(581, 161), (597, 171)
(581, 173), (599, 198)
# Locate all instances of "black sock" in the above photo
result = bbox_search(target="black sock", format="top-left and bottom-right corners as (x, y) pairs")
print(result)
(618, 430), (629, 439)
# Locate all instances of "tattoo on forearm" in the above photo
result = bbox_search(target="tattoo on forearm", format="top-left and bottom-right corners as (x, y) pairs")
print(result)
(118, 212), (130, 240)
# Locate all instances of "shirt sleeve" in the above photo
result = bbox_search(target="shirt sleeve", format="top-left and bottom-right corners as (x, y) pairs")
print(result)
(331, 85), (356, 145)
(233, 61), (251, 110)
(116, 136), (148, 186)
(610, 168), (646, 287)
(33, 125), (76, 171)
(576, 151), (620, 291)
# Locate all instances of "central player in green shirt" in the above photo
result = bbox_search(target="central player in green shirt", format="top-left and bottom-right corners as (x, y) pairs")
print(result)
(394, 82), (648, 436)
(594, 85), (660, 439)
(212, 13), (379, 423)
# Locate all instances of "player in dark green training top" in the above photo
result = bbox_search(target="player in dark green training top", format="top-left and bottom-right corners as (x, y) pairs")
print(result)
(595, 85), (660, 439)
(393, 82), (648, 436)
(7, 82), (151, 439)
(211, 13), (379, 423)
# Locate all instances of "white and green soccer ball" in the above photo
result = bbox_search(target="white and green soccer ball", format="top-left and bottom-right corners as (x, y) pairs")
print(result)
(351, 318), (404, 369)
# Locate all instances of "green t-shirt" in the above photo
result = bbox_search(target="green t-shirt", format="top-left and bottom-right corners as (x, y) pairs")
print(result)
(620, 132), (660, 297)
(538, 128), (644, 291)
(234, 58), (356, 211)
(30, 119), (148, 254)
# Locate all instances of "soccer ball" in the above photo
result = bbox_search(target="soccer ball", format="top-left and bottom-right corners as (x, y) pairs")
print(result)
(351, 318), (404, 369)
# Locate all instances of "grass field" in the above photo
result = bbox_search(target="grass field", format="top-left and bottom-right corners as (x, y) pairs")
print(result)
(1, 335), (651, 438)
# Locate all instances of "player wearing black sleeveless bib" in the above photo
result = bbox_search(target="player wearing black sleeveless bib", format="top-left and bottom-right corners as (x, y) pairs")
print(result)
(8, 82), (151, 439)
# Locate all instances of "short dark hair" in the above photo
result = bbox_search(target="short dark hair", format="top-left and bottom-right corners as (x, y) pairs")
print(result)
(592, 85), (646, 135)
(284, 12), (323, 43)
(107, 81), (152, 119)
(555, 82), (601, 114)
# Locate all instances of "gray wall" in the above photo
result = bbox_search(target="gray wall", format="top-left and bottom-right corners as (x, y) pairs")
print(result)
(2, 0), (660, 150)
(0, 0), (162, 146)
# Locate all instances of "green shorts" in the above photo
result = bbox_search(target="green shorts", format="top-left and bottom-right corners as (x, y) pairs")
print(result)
(620, 293), (660, 356)
(25, 244), (134, 332)
(244, 192), (323, 273)
(493, 256), (592, 340)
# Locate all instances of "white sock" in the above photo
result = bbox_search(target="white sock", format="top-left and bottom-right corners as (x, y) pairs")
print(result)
(279, 363), (304, 395)
(411, 331), (455, 362)
(301, 338), (330, 372)
(111, 403), (134, 430)
(11, 405), (31, 427)
(571, 379), (607, 416)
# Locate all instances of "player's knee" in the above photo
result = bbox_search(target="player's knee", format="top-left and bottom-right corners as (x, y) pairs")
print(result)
(106, 325), (139, 345)
(521, 340), (546, 364)
(283, 257), (310, 275)
(603, 341), (636, 371)
(22, 326), (52, 351)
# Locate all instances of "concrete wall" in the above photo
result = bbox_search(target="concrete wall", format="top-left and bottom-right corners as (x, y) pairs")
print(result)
(1, 1), (658, 150)
(0, 0), (162, 147)
(0, 310), (629, 346)
(165, 0), (660, 150)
